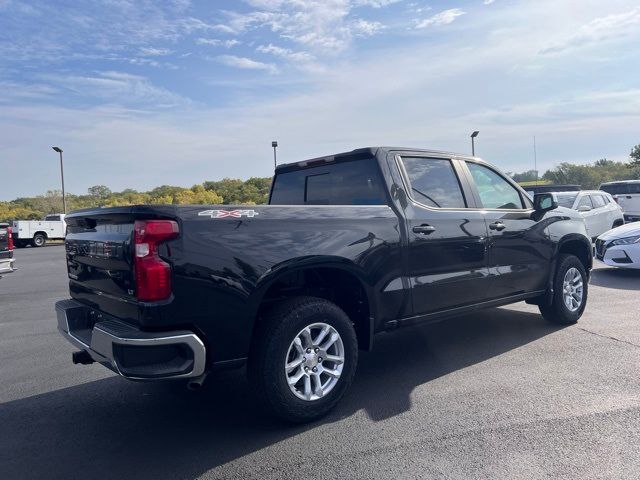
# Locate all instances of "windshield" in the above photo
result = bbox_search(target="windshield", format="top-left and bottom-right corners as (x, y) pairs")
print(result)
(555, 193), (578, 208)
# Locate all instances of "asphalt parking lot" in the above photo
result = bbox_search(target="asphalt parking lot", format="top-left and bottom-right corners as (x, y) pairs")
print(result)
(1, 246), (640, 479)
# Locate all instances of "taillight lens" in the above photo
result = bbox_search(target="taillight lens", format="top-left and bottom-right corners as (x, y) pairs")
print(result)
(133, 220), (179, 301)
(7, 227), (13, 251)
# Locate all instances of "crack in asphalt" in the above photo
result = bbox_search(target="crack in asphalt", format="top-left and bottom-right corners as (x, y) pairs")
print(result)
(577, 327), (640, 348)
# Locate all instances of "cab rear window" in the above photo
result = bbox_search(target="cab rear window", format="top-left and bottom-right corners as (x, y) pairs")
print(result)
(270, 158), (387, 205)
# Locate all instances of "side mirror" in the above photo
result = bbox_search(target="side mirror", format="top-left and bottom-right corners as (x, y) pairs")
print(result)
(577, 205), (592, 212)
(533, 193), (558, 213)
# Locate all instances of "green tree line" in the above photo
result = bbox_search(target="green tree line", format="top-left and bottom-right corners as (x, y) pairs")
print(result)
(0, 177), (271, 222)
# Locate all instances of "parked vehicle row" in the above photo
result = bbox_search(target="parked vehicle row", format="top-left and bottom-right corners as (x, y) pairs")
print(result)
(55, 147), (592, 423)
(0, 222), (16, 275)
(12, 214), (66, 247)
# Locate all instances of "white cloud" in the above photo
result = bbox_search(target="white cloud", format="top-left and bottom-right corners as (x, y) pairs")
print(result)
(214, 1), (386, 53)
(355, 0), (403, 7)
(216, 55), (278, 73)
(483, 0), (495, 5)
(256, 44), (314, 62)
(540, 8), (640, 54)
(196, 38), (241, 48)
(139, 47), (172, 56)
(43, 71), (188, 107)
(415, 8), (466, 28)
(350, 19), (384, 36)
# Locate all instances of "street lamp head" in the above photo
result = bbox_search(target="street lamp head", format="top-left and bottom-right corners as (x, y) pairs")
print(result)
(272, 141), (278, 148)
(470, 131), (479, 138)
(52, 146), (63, 153)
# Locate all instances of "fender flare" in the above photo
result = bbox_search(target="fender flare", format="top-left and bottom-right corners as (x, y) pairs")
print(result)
(249, 255), (377, 350)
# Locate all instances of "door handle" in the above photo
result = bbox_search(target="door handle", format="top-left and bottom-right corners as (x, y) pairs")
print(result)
(489, 221), (506, 231)
(412, 224), (436, 234)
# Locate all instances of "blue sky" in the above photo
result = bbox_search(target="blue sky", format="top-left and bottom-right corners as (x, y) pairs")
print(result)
(1, 0), (639, 200)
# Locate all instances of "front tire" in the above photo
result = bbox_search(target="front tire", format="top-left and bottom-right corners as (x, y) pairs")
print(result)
(248, 296), (358, 423)
(539, 254), (588, 325)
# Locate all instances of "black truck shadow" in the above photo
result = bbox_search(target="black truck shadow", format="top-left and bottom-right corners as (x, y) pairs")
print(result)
(0, 307), (562, 479)
(590, 267), (640, 291)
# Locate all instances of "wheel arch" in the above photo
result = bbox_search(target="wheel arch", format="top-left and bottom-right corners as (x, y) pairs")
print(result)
(249, 256), (376, 352)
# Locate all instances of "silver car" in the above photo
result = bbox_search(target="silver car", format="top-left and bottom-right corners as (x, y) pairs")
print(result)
(554, 190), (625, 239)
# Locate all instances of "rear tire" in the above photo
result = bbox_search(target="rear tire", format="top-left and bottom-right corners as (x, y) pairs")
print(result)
(32, 234), (46, 247)
(539, 254), (588, 325)
(248, 296), (358, 423)
(612, 220), (624, 228)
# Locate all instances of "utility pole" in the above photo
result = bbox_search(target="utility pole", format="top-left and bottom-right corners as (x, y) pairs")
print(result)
(272, 140), (278, 170)
(52, 146), (66, 214)
(533, 136), (538, 185)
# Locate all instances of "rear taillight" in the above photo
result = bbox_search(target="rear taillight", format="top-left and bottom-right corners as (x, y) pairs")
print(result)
(7, 227), (13, 251)
(133, 220), (179, 302)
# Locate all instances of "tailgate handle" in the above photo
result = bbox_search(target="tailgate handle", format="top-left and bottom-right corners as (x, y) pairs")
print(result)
(413, 224), (436, 235)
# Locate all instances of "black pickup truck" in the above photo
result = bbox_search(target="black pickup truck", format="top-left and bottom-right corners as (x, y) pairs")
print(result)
(56, 147), (592, 422)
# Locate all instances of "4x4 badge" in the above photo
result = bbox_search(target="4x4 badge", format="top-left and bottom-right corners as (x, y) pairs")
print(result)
(198, 209), (260, 219)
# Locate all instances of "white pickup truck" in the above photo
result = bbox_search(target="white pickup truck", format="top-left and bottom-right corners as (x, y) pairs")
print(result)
(12, 214), (66, 247)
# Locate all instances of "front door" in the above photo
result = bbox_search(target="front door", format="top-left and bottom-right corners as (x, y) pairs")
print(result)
(398, 156), (490, 315)
(463, 161), (553, 299)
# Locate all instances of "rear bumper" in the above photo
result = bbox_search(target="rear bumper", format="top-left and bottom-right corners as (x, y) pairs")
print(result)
(0, 256), (15, 274)
(55, 299), (206, 380)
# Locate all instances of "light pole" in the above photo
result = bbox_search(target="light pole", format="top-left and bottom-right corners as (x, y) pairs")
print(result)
(470, 131), (479, 156)
(52, 146), (66, 214)
(272, 140), (278, 170)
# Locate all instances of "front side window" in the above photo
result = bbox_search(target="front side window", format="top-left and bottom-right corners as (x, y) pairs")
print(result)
(466, 162), (524, 209)
(556, 193), (578, 208)
(400, 157), (466, 208)
(270, 158), (387, 205)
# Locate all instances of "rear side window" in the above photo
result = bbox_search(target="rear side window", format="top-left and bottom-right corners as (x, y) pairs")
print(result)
(270, 158), (387, 205)
(592, 195), (606, 208)
(577, 195), (593, 209)
(400, 157), (466, 208)
(467, 162), (524, 209)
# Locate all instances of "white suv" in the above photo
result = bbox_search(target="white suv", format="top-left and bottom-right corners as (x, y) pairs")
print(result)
(555, 190), (625, 239)
(599, 180), (640, 222)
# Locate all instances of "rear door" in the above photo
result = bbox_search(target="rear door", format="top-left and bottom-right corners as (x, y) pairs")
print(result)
(462, 160), (552, 299)
(590, 193), (611, 235)
(395, 155), (490, 315)
(576, 194), (597, 237)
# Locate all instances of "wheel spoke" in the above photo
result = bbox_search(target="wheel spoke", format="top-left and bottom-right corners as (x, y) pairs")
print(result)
(303, 374), (312, 400)
(313, 325), (331, 346)
(321, 332), (339, 351)
(301, 328), (313, 349)
(324, 354), (344, 365)
(288, 368), (305, 385)
(323, 367), (340, 378)
(286, 356), (304, 373)
(293, 337), (304, 355)
(312, 373), (324, 398)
